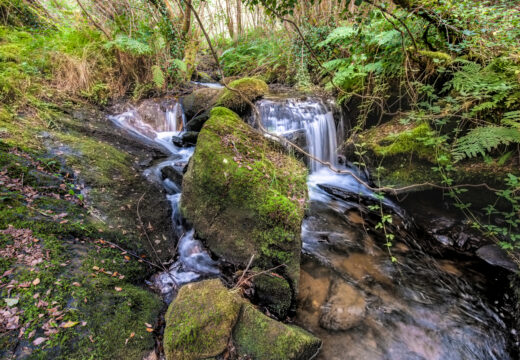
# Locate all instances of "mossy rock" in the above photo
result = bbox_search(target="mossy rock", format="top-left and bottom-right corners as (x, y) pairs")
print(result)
(183, 88), (222, 120)
(252, 273), (292, 319)
(216, 77), (268, 114)
(181, 107), (307, 293)
(164, 279), (242, 360)
(233, 304), (321, 360)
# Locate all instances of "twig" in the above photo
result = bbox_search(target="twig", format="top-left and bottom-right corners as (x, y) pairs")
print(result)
(234, 254), (255, 289)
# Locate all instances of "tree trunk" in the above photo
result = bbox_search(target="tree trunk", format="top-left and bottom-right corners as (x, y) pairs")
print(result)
(182, 0), (192, 39)
(236, 0), (242, 39)
(224, 0), (234, 39)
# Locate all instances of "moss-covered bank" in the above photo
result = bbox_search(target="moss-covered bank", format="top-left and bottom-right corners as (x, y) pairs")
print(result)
(181, 107), (308, 295)
(346, 119), (520, 192)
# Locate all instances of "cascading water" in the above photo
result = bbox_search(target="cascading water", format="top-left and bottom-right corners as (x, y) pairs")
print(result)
(109, 99), (219, 303)
(257, 96), (513, 360)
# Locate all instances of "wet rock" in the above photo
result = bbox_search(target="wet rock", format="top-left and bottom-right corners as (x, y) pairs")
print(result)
(253, 273), (292, 319)
(233, 304), (321, 360)
(164, 279), (242, 360)
(185, 112), (210, 132)
(216, 77), (268, 115)
(476, 245), (518, 272)
(319, 280), (366, 331)
(172, 131), (199, 147)
(161, 166), (184, 186)
(181, 107), (307, 297)
(182, 88), (221, 120)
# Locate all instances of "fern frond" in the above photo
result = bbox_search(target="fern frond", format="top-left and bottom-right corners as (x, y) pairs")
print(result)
(452, 126), (520, 161)
(152, 65), (164, 89)
(318, 26), (357, 47)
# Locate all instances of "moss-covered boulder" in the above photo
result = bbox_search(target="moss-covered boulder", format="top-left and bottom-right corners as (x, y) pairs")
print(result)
(164, 279), (321, 360)
(164, 279), (242, 360)
(252, 273), (292, 319)
(233, 304), (321, 360)
(216, 77), (268, 114)
(181, 107), (307, 293)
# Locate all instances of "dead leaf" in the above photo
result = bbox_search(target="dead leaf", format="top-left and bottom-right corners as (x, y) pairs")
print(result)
(72, 282), (81, 287)
(33, 337), (47, 346)
(145, 328), (153, 333)
(32, 278), (40, 286)
(144, 322), (152, 328)
(114, 287), (122, 292)
(60, 321), (79, 328)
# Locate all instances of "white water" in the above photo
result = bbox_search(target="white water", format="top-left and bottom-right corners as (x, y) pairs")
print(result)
(257, 98), (339, 172)
(109, 99), (220, 301)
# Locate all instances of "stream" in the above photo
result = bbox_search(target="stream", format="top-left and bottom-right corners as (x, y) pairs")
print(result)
(109, 90), (515, 359)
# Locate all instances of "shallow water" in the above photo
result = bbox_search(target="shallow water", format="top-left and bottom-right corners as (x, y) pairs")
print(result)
(257, 96), (513, 360)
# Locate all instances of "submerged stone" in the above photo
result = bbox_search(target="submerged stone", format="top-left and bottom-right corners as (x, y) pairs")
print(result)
(216, 77), (268, 114)
(319, 280), (366, 331)
(181, 107), (307, 294)
(233, 304), (322, 360)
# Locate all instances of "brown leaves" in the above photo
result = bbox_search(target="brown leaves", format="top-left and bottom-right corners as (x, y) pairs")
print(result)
(32, 337), (47, 346)
(0, 306), (20, 331)
(0, 226), (46, 268)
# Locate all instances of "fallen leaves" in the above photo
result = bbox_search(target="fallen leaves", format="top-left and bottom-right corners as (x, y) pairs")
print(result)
(4, 298), (19, 307)
(32, 337), (47, 346)
(32, 278), (40, 286)
(0, 306), (20, 331)
(114, 287), (123, 292)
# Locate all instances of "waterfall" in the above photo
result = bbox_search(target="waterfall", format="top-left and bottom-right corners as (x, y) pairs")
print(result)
(257, 98), (340, 171)
(109, 99), (219, 302)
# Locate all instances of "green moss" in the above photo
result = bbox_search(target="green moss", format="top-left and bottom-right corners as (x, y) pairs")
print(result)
(418, 50), (453, 64)
(56, 132), (133, 187)
(369, 122), (434, 161)
(216, 77), (268, 113)
(233, 304), (321, 360)
(164, 279), (242, 360)
(181, 107), (307, 289)
(252, 273), (292, 319)
(0, 145), (162, 360)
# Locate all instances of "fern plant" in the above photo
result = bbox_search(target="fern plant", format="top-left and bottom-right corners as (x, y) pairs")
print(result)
(452, 126), (520, 161)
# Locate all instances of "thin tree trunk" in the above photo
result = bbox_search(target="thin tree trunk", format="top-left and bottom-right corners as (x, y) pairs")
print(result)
(235, 0), (242, 39)
(182, 0), (192, 38)
(225, 0), (234, 39)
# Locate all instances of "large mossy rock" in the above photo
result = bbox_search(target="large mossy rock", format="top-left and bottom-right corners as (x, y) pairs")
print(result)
(233, 304), (322, 360)
(164, 279), (321, 360)
(216, 77), (268, 114)
(164, 279), (242, 360)
(181, 107), (307, 291)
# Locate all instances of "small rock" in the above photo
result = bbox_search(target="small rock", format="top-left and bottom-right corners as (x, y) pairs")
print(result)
(476, 244), (518, 272)
(319, 280), (366, 331)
